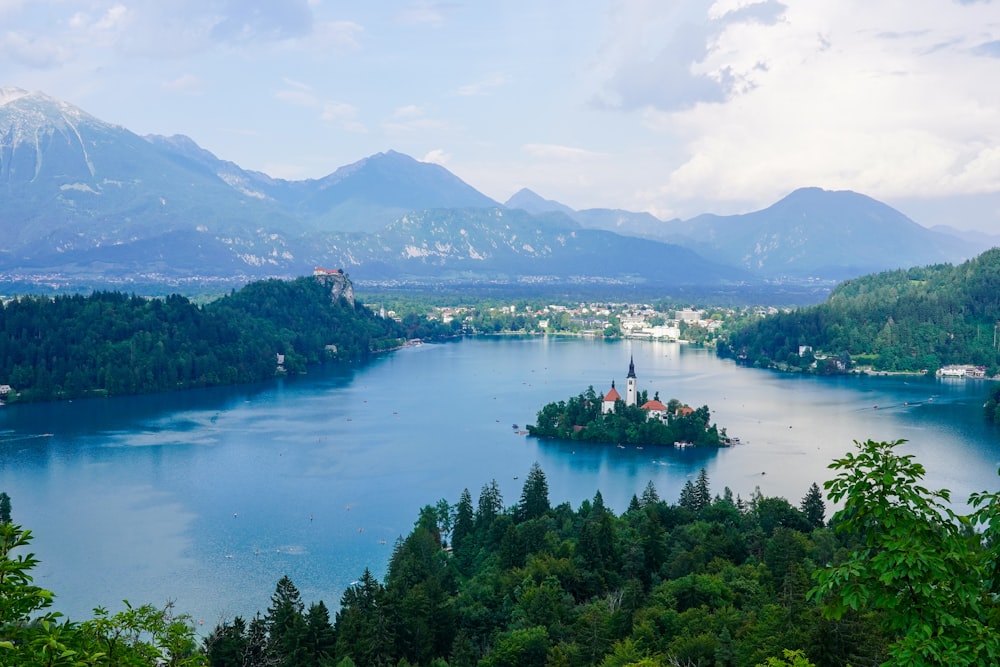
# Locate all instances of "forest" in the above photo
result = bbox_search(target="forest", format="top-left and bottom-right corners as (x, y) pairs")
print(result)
(0, 275), (453, 403)
(527, 387), (726, 447)
(717, 247), (1000, 374)
(4, 439), (999, 666)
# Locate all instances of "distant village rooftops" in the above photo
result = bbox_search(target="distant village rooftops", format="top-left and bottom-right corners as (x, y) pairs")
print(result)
(313, 267), (344, 276)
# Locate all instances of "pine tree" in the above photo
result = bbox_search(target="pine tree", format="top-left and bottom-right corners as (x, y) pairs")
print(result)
(627, 494), (642, 513)
(476, 480), (504, 530)
(678, 480), (698, 511)
(203, 616), (248, 667)
(799, 482), (826, 528)
(334, 569), (394, 667)
(302, 601), (336, 666)
(694, 468), (711, 511)
(451, 488), (475, 567)
(266, 575), (306, 666)
(243, 613), (272, 667)
(639, 480), (659, 508)
(449, 630), (478, 667)
(517, 462), (550, 521)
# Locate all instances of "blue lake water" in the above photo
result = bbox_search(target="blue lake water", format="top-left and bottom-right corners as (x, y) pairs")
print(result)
(1, 336), (998, 628)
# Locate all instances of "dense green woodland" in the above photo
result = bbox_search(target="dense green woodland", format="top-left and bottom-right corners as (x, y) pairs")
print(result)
(4, 440), (1000, 666)
(527, 387), (725, 447)
(0, 276), (452, 403)
(719, 247), (1000, 374)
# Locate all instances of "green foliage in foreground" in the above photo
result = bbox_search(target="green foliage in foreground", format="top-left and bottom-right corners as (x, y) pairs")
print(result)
(527, 386), (726, 446)
(5, 440), (1000, 666)
(0, 520), (205, 666)
(810, 439), (1000, 665)
(0, 276), (425, 402)
(719, 247), (1000, 374)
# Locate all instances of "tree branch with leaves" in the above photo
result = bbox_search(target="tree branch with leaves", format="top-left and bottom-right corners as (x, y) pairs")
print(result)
(809, 439), (1000, 666)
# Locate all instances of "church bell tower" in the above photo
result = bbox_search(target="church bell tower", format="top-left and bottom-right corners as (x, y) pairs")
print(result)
(625, 355), (637, 407)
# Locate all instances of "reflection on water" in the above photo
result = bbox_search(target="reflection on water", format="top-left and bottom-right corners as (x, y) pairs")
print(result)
(1, 337), (998, 626)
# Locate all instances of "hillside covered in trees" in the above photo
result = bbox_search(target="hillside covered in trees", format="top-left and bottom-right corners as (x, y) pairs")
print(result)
(0, 274), (452, 403)
(718, 247), (1000, 374)
(5, 441), (1000, 666)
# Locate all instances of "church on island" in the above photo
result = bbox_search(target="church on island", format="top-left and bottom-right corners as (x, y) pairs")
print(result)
(526, 355), (725, 447)
(602, 356), (669, 420)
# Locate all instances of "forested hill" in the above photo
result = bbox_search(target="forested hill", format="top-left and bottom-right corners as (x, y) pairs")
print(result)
(719, 247), (1000, 373)
(0, 274), (438, 402)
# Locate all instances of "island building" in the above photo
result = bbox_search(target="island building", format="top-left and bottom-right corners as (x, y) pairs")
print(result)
(625, 355), (637, 407)
(601, 381), (622, 414)
(604, 356), (639, 412)
(602, 357), (674, 423)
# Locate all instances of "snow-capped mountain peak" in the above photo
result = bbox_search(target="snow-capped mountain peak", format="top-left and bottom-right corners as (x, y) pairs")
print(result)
(0, 86), (32, 106)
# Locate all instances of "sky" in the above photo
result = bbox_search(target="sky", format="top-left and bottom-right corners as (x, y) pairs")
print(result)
(2, 0), (1000, 231)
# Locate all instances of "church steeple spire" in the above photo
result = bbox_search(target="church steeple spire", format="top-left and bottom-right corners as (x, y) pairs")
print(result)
(625, 355), (637, 407)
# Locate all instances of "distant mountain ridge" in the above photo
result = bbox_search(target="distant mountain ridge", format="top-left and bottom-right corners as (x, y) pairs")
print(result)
(508, 186), (981, 280)
(0, 87), (987, 289)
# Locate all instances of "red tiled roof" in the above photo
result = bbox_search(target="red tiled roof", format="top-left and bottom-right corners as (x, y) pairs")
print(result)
(604, 387), (621, 402)
(677, 406), (694, 416)
(640, 399), (668, 411)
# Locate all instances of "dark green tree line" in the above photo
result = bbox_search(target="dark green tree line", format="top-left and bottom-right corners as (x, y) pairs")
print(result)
(0, 275), (414, 403)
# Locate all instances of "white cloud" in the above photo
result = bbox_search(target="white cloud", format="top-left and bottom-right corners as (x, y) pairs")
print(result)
(625, 0), (1000, 211)
(309, 20), (363, 51)
(0, 0), (23, 15)
(208, 0), (313, 43)
(395, 2), (450, 27)
(422, 149), (451, 165)
(322, 101), (366, 132)
(275, 88), (320, 108)
(94, 4), (128, 32)
(456, 74), (509, 96)
(1, 30), (72, 68)
(382, 104), (447, 133)
(391, 104), (425, 119)
(522, 144), (604, 160)
(161, 74), (203, 94)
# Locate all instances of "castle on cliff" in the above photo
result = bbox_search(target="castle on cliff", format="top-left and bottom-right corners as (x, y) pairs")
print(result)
(313, 267), (355, 307)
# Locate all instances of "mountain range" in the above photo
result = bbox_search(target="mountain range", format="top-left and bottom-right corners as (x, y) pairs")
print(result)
(1, 87), (994, 292)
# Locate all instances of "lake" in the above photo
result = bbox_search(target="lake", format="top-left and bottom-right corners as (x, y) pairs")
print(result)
(1, 336), (998, 628)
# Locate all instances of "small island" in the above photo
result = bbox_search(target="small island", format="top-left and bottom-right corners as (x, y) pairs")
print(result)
(527, 356), (729, 447)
